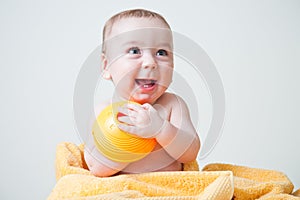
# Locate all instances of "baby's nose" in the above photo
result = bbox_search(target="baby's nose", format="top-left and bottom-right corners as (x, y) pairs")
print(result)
(142, 53), (157, 70)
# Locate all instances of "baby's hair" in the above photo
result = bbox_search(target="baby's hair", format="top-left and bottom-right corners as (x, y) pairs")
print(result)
(102, 9), (171, 52)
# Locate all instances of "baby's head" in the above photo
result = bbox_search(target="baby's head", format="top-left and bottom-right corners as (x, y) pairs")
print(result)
(101, 9), (174, 104)
(102, 9), (171, 51)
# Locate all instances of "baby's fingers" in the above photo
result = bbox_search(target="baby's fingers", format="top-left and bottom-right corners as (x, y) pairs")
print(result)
(118, 106), (137, 117)
(117, 116), (135, 126)
(117, 107), (129, 116)
(126, 103), (143, 112)
(117, 123), (138, 136)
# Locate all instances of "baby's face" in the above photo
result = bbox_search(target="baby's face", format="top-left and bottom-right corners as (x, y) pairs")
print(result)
(102, 17), (174, 104)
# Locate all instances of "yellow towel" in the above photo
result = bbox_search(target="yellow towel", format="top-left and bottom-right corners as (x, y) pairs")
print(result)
(49, 142), (233, 199)
(203, 163), (299, 200)
(48, 142), (300, 200)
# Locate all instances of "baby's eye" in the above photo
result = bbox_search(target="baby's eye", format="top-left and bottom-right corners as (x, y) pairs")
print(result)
(128, 47), (141, 54)
(156, 49), (168, 56)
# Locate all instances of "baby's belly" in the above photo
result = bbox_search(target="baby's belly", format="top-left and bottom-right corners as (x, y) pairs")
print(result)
(120, 144), (182, 174)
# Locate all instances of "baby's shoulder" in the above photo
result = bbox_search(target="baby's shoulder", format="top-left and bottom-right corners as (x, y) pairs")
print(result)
(161, 92), (186, 101)
(157, 92), (186, 106)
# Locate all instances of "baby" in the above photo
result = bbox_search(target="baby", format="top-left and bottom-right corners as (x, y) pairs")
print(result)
(84, 9), (200, 177)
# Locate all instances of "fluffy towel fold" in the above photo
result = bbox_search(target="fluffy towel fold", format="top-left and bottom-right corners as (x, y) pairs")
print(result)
(203, 163), (299, 200)
(48, 142), (299, 200)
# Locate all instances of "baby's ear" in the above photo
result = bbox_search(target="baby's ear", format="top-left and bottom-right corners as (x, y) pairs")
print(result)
(101, 53), (111, 80)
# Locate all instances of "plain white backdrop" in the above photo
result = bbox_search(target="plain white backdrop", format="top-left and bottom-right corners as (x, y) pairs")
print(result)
(0, 0), (299, 199)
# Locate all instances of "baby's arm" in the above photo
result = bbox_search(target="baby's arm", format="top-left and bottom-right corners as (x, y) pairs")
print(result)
(84, 144), (129, 177)
(155, 94), (200, 163)
(84, 101), (129, 177)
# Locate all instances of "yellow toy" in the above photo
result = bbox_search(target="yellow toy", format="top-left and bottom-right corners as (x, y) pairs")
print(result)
(92, 101), (157, 162)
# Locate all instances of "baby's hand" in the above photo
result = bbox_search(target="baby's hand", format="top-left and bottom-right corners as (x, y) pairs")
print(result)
(117, 103), (165, 138)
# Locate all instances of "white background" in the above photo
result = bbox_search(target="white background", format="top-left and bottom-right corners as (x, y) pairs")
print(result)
(1, 0), (299, 199)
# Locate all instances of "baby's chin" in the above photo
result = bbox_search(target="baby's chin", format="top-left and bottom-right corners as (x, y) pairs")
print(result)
(132, 88), (168, 104)
(128, 94), (157, 105)
(116, 86), (166, 104)
(130, 97), (153, 105)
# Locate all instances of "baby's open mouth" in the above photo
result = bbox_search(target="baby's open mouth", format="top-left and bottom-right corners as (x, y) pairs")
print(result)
(135, 79), (157, 88)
